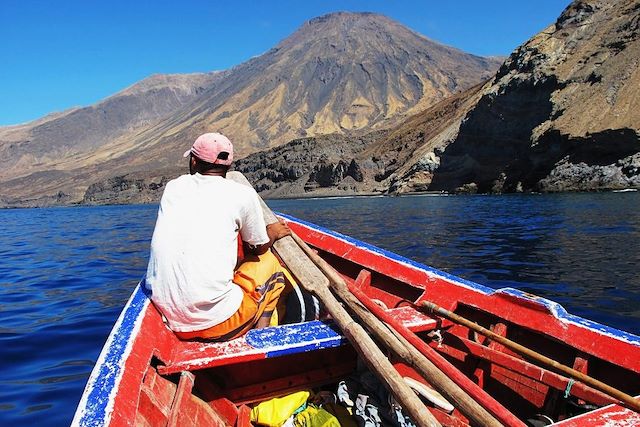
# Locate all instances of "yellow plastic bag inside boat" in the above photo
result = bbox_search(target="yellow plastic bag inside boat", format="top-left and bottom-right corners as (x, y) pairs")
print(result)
(251, 390), (310, 426)
(294, 405), (341, 427)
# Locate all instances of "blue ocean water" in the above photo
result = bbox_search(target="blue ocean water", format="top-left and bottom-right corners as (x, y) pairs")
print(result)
(1, 192), (639, 425)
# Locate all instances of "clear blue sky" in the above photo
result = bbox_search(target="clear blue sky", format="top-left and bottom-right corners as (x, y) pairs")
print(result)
(0, 0), (571, 126)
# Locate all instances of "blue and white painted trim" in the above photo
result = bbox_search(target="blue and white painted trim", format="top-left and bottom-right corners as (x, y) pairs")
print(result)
(72, 283), (149, 427)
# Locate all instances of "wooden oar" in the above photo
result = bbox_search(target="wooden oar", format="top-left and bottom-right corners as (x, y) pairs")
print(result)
(343, 277), (526, 427)
(288, 232), (516, 427)
(227, 172), (441, 427)
(422, 301), (640, 413)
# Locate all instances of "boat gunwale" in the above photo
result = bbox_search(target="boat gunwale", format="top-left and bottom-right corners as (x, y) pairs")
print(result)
(278, 213), (640, 348)
(72, 282), (149, 426)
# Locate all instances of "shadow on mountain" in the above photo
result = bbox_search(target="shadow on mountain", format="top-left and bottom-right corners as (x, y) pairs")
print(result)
(429, 76), (559, 192)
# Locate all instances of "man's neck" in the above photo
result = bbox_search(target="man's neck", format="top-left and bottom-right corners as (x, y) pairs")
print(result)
(198, 171), (226, 178)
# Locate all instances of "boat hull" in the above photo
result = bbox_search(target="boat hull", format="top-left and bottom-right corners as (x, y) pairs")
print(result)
(73, 214), (640, 426)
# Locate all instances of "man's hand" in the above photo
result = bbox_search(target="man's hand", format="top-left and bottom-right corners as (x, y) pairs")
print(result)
(245, 219), (291, 256)
(267, 219), (291, 242)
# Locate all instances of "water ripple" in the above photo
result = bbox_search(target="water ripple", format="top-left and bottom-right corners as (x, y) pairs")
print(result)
(0, 204), (157, 426)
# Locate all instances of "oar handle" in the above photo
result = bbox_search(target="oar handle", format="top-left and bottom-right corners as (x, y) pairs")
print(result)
(290, 233), (510, 427)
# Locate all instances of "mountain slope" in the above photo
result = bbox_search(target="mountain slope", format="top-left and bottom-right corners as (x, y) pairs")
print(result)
(0, 72), (224, 183)
(188, 12), (502, 151)
(75, 12), (503, 174)
(0, 12), (502, 206)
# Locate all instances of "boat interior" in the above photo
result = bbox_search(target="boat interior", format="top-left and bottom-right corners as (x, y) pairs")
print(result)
(133, 240), (640, 426)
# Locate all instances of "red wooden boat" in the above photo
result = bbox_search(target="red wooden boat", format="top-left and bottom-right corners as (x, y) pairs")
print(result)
(73, 213), (640, 426)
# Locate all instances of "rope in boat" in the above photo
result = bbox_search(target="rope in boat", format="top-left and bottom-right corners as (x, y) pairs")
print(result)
(564, 379), (575, 398)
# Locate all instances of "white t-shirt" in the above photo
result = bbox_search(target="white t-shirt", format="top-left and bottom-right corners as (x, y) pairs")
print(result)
(145, 173), (269, 332)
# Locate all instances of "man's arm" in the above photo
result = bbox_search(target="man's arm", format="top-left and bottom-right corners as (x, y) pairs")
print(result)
(246, 219), (291, 255)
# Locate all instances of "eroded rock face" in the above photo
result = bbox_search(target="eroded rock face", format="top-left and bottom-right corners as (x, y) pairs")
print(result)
(306, 159), (364, 188)
(538, 151), (640, 192)
(388, 151), (440, 193)
(81, 172), (176, 205)
(234, 132), (387, 198)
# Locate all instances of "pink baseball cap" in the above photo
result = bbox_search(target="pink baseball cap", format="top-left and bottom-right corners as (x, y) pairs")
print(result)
(183, 132), (234, 166)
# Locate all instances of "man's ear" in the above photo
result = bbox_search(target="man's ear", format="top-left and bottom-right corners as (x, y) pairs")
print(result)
(189, 155), (197, 174)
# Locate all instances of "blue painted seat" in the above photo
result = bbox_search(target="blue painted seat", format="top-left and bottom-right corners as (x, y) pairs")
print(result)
(245, 320), (346, 355)
(159, 306), (436, 374)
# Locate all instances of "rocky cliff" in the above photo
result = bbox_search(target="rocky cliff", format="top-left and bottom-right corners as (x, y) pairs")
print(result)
(232, 83), (486, 199)
(403, 0), (640, 193)
(234, 132), (388, 198)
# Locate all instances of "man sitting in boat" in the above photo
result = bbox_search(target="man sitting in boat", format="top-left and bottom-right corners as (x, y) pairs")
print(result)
(144, 132), (291, 341)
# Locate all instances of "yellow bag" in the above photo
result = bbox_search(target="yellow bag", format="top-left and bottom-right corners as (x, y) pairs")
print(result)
(322, 402), (357, 427)
(294, 405), (341, 427)
(251, 391), (310, 426)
